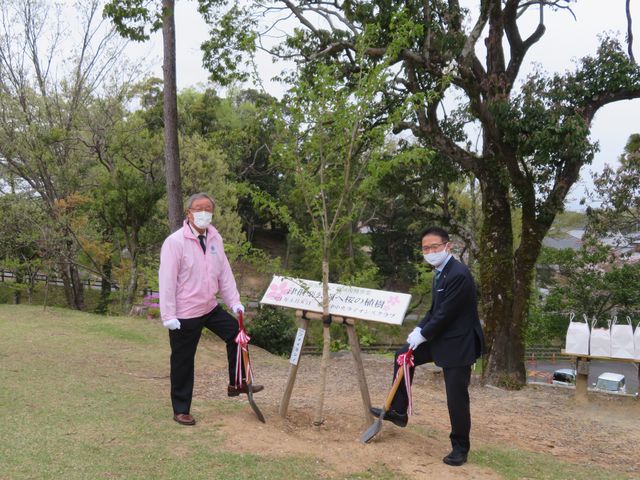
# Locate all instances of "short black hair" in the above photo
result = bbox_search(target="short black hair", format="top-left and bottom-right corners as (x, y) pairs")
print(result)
(420, 227), (449, 242)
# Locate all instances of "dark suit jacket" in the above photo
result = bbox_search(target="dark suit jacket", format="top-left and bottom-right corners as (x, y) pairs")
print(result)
(418, 256), (484, 368)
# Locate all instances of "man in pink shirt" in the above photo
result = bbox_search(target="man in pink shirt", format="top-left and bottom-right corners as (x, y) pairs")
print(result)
(159, 192), (263, 426)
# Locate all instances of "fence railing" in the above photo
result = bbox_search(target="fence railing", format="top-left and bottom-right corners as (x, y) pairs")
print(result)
(299, 344), (566, 359)
(0, 270), (124, 292)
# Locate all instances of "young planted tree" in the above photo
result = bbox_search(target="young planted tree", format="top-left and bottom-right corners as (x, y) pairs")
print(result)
(250, 57), (391, 423)
(201, 0), (640, 386)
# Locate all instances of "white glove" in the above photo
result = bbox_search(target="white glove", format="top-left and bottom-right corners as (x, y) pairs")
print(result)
(407, 327), (427, 350)
(406, 327), (421, 343)
(232, 304), (245, 315)
(163, 318), (181, 330)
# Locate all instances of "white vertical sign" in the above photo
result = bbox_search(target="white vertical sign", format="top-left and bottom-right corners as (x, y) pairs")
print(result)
(289, 328), (306, 365)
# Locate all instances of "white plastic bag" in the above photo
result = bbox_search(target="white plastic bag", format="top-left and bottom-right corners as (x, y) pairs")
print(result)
(634, 320), (640, 361)
(589, 317), (611, 358)
(610, 316), (635, 359)
(565, 313), (590, 355)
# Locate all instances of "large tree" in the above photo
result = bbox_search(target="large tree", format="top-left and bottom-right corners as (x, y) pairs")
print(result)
(104, 0), (184, 232)
(0, 0), (126, 309)
(201, 0), (640, 385)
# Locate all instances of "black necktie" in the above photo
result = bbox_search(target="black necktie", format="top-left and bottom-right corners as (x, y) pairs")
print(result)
(433, 270), (441, 290)
(198, 235), (206, 254)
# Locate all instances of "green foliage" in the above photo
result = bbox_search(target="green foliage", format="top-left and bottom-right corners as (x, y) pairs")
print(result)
(0, 194), (48, 302)
(180, 134), (245, 247)
(588, 133), (640, 235)
(200, 0), (640, 384)
(0, 281), (105, 311)
(246, 306), (297, 356)
(355, 322), (377, 347)
(240, 54), (399, 304)
(200, 2), (258, 86)
(103, 0), (163, 41)
(546, 211), (587, 237)
(529, 242), (640, 344)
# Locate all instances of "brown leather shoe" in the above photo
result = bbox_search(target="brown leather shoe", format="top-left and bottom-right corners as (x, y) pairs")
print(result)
(227, 382), (264, 397)
(173, 413), (196, 425)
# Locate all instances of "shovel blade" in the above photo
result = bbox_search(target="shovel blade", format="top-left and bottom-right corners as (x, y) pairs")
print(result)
(246, 384), (266, 423)
(360, 416), (383, 443)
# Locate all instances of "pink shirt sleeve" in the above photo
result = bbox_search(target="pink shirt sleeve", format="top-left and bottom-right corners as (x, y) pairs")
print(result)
(216, 239), (241, 308)
(158, 236), (181, 321)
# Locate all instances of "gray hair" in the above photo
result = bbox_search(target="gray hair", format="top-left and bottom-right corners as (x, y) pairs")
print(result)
(186, 192), (216, 211)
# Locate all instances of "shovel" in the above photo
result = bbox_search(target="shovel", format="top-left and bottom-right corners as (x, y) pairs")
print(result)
(360, 348), (412, 443)
(237, 311), (266, 423)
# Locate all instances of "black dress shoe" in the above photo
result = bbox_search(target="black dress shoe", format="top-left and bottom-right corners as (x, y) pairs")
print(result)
(443, 451), (468, 466)
(369, 407), (408, 427)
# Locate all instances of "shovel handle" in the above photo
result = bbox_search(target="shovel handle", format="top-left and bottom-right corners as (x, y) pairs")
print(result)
(383, 347), (413, 410)
(383, 368), (404, 411)
(237, 310), (245, 331)
(242, 348), (251, 385)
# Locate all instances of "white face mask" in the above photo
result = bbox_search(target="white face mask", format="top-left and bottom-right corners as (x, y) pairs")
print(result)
(424, 250), (448, 268)
(192, 211), (212, 229)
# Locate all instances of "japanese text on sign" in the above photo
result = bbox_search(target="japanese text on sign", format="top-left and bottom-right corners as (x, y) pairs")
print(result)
(260, 275), (412, 325)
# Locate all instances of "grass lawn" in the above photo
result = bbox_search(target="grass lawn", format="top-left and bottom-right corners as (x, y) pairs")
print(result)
(1, 304), (635, 480)
(0, 305), (398, 480)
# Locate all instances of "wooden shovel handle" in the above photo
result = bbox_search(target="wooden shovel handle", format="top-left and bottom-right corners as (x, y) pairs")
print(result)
(242, 348), (251, 385)
(383, 348), (412, 411)
(383, 367), (404, 411)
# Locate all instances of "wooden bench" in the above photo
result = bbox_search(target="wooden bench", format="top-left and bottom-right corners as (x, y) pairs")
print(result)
(561, 350), (640, 402)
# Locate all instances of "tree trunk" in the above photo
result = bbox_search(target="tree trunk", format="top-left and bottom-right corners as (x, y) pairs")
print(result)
(162, 0), (183, 232)
(314, 246), (331, 425)
(124, 259), (139, 314)
(13, 271), (22, 305)
(477, 168), (526, 387)
(60, 260), (85, 311)
(96, 258), (112, 314)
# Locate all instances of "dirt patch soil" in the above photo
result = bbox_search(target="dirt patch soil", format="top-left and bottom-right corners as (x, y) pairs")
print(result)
(187, 337), (640, 479)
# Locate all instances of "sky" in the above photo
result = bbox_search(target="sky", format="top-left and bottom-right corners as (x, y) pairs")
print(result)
(124, 0), (640, 211)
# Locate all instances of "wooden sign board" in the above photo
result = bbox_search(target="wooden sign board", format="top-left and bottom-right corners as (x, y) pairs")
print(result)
(259, 275), (411, 325)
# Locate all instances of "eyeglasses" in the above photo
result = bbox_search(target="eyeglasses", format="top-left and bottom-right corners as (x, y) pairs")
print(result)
(421, 242), (447, 252)
(189, 207), (213, 213)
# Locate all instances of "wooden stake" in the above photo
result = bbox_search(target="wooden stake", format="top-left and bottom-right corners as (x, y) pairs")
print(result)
(279, 314), (310, 418)
(345, 320), (373, 424)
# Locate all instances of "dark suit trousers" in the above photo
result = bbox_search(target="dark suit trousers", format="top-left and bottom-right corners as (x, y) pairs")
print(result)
(168, 305), (240, 415)
(391, 344), (472, 454)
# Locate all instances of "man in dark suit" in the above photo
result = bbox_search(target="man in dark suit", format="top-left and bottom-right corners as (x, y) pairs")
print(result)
(370, 226), (484, 466)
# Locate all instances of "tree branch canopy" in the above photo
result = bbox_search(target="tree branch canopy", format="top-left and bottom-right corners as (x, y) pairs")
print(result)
(199, 0), (640, 386)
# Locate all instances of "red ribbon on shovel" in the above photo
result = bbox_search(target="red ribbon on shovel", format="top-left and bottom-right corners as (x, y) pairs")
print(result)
(234, 315), (253, 388)
(396, 349), (415, 415)
(233, 311), (265, 423)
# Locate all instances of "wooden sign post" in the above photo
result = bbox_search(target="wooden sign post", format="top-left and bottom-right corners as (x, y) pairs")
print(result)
(260, 276), (411, 424)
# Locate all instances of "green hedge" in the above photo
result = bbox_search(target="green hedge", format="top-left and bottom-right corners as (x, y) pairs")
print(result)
(246, 306), (297, 356)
